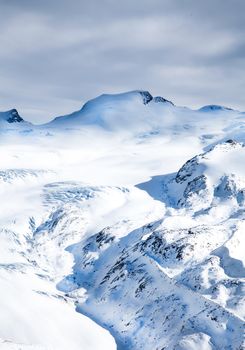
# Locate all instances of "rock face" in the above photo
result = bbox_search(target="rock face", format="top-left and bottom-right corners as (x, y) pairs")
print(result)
(138, 90), (153, 104)
(6, 109), (24, 123)
(153, 96), (174, 105)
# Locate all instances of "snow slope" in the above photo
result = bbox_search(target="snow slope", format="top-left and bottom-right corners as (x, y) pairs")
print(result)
(0, 91), (244, 349)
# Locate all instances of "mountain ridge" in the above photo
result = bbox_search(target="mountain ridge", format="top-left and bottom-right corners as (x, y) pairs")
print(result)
(0, 90), (241, 130)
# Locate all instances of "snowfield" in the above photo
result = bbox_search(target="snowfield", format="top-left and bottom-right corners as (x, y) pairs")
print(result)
(0, 91), (244, 349)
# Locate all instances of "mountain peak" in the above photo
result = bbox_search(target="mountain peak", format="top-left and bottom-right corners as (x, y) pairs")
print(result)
(0, 109), (24, 123)
(199, 104), (233, 112)
(82, 90), (154, 109)
(137, 90), (153, 104)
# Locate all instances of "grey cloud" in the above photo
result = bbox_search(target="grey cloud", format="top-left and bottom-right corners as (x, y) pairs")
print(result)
(0, 0), (244, 122)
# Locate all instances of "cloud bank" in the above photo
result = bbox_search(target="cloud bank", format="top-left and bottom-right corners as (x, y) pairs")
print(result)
(0, 0), (244, 122)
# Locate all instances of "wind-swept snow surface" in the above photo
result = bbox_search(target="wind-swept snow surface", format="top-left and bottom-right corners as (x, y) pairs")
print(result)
(0, 91), (244, 349)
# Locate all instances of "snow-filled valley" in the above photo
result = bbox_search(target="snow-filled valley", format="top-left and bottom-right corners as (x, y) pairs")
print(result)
(0, 91), (244, 349)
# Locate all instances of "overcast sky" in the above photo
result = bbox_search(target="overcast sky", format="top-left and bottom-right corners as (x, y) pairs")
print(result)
(0, 0), (244, 123)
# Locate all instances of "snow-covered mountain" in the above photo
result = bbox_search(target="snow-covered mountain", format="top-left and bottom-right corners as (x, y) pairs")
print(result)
(0, 109), (24, 123)
(45, 91), (174, 130)
(0, 109), (32, 132)
(0, 91), (244, 349)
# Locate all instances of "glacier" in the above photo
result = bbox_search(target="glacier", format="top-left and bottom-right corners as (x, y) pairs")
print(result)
(0, 91), (244, 349)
